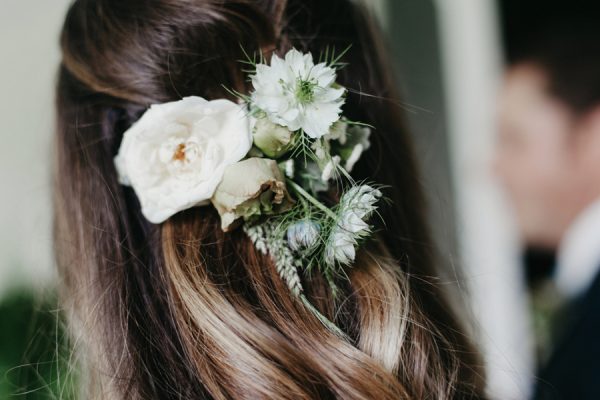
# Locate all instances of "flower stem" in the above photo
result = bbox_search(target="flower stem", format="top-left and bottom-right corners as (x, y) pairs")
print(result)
(287, 179), (338, 220)
(299, 294), (348, 339)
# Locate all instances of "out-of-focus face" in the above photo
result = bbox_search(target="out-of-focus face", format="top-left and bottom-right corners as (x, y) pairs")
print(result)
(494, 64), (595, 248)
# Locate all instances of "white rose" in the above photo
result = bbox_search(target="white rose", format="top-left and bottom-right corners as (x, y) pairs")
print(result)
(114, 96), (252, 223)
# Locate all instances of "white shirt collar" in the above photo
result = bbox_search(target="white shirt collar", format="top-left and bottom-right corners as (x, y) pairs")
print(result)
(556, 197), (600, 299)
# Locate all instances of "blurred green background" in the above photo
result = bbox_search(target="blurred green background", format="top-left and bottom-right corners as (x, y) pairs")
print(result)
(0, 289), (76, 399)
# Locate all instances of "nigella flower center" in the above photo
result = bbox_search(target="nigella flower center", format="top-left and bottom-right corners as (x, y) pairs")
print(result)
(295, 78), (317, 104)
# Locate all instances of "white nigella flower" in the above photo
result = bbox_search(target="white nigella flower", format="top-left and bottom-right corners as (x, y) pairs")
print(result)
(326, 212), (369, 265)
(114, 96), (252, 223)
(250, 48), (346, 139)
(343, 185), (382, 219)
(325, 185), (382, 266)
(287, 220), (321, 252)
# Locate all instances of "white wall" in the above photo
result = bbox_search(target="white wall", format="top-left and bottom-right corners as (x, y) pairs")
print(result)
(434, 0), (535, 398)
(0, 0), (72, 295)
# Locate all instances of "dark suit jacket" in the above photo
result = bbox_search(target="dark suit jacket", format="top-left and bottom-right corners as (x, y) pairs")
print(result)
(533, 269), (600, 399)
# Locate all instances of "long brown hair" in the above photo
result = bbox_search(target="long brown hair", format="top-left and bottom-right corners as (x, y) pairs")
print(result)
(54, 0), (486, 398)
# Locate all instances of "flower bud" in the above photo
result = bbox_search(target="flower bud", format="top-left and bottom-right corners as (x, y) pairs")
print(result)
(211, 158), (294, 231)
(287, 220), (321, 252)
(253, 118), (296, 158)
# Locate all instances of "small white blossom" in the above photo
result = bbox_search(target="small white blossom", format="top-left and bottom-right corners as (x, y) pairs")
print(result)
(324, 185), (382, 266)
(321, 155), (341, 182)
(327, 234), (355, 265)
(344, 144), (364, 172)
(325, 212), (368, 265)
(343, 185), (382, 218)
(250, 48), (346, 139)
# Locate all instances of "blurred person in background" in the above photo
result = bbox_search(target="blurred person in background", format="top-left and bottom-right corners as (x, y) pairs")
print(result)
(494, 17), (600, 400)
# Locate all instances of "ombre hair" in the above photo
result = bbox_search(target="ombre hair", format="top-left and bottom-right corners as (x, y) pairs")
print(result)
(53, 0), (486, 398)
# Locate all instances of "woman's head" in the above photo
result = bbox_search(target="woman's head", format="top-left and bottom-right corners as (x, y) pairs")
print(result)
(55, 0), (485, 398)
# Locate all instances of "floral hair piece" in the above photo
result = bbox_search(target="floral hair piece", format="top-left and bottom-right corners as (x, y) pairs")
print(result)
(114, 48), (382, 337)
